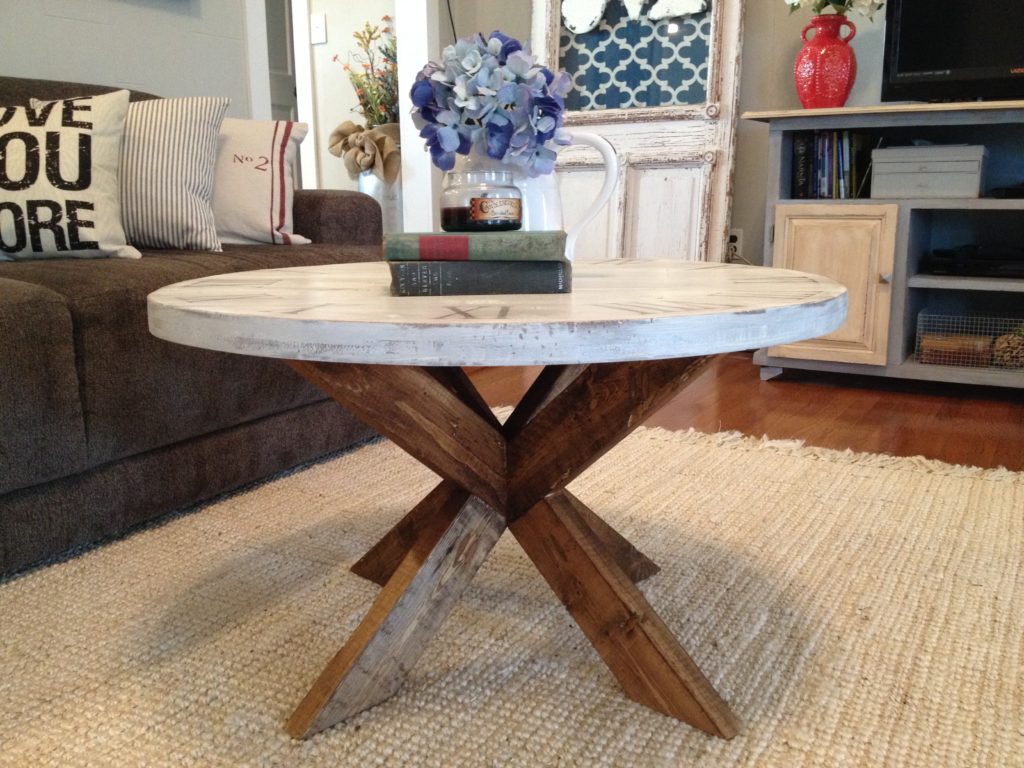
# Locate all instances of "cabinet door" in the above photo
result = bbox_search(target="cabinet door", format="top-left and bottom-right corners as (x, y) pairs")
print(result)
(768, 204), (898, 365)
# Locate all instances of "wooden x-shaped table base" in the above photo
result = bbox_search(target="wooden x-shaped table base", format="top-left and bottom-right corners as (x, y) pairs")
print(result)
(283, 356), (739, 740)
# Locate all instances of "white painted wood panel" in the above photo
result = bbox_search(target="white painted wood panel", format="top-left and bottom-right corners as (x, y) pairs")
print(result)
(624, 164), (707, 261)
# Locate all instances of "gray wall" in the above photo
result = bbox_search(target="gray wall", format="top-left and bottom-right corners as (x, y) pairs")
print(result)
(733, 3), (885, 264)
(0, 0), (253, 118)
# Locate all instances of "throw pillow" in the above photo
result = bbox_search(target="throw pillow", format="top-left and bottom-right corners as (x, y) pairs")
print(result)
(119, 96), (230, 250)
(212, 118), (312, 245)
(0, 90), (140, 260)
(32, 95), (230, 252)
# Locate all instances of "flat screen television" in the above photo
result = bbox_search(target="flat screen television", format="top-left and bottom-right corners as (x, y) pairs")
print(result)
(881, 0), (1024, 102)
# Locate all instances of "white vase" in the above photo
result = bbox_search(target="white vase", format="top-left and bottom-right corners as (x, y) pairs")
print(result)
(358, 170), (403, 234)
(513, 130), (618, 261)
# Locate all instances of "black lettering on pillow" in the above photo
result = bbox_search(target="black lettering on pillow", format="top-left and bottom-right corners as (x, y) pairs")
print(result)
(66, 200), (98, 250)
(46, 132), (91, 191)
(0, 201), (27, 253)
(62, 99), (92, 130)
(25, 102), (57, 127)
(27, 200), (68, 252)
(0, 107), (17, 128)
(0, 132), (41, 191)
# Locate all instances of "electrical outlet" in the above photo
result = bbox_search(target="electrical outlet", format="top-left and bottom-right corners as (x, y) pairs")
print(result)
(727, 229), (743, 262)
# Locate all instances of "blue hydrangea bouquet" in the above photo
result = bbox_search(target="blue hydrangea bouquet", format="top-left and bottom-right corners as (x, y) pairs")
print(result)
(410, 31), (572, 175)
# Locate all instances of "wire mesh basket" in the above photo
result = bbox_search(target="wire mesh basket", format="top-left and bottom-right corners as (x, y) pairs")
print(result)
(916, 313), (1024, 369)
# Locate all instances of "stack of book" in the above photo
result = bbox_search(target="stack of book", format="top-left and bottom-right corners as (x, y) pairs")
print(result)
(791, 130), (883, 200)
(384, 231), (570, 296)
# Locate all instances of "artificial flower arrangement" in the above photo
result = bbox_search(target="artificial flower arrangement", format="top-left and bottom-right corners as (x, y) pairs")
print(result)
(410, 30), (572, 175)
(328, 17), (400, 184)
(335, 17), (399, 128)
(785, 0), (885, 19)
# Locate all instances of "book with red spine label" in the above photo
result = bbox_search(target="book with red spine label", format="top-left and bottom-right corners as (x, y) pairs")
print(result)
(384, 231), (567, 262)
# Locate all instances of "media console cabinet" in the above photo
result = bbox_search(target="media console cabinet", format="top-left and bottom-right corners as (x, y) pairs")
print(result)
(745, 101), (1024, 389)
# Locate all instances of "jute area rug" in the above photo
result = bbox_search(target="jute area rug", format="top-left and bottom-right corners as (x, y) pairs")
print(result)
(2, 426), (1022, 767)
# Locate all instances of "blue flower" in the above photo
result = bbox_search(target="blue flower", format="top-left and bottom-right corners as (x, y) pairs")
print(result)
(489, 30), (523, 63)
(419, 122), (470, 171)
(409, 30), (571, 175)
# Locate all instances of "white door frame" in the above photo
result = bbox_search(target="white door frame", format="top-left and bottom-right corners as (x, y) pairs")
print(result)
(243, 0), (272, 119)
(242, 0), (319, 187)
(288, 0), (319, 188)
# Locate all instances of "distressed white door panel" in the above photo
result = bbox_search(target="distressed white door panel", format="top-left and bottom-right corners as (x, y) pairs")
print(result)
(624, 165), (706, 261)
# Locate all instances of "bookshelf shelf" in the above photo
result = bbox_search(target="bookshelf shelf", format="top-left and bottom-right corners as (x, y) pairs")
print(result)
(744, 102), (1024, 389)
(906, 275), (1024, 293)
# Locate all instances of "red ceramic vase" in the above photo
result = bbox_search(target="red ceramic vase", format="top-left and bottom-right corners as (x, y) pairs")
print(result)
(794, 14), (857, 109)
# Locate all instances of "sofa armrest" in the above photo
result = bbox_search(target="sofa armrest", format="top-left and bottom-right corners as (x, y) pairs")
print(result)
(294, 190), (383, 246)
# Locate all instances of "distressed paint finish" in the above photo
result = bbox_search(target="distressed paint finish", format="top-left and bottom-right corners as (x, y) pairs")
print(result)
(148, 261), (847, 367)
(532, 0), (744, 262)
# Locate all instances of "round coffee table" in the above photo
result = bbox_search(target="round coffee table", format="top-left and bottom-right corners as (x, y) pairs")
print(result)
(148, 260), (846, 740)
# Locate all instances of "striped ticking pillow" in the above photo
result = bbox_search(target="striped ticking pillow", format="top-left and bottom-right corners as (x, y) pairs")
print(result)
(120, 97), (229, 250)
(211, 118), (311, 245)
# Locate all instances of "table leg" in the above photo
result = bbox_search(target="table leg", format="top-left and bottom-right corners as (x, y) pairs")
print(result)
(511, 491), (739, 739)
(286, 495), (505, 739)
(285, 355), (737, 740)
(350, 480), (467, 586)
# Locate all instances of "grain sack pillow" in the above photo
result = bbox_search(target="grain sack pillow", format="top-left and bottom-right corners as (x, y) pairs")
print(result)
(1, 90), (140, 260)
(211, 118), (311, 245)
(120, 96), (230, 250)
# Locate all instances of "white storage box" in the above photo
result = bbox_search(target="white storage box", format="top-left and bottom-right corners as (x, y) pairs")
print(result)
(870, 145), (988, 199)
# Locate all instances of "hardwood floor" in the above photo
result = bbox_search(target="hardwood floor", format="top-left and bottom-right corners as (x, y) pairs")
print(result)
(468, 353), (1024, 471)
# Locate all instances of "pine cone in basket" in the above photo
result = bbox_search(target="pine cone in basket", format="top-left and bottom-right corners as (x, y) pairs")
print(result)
(992, 326), (1024, 368)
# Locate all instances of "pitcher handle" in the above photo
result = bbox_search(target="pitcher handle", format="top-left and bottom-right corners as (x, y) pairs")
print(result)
(562, 130), (619, 261)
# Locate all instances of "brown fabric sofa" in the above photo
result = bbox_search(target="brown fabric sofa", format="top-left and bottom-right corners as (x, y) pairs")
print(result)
(0, 77), (380, 576)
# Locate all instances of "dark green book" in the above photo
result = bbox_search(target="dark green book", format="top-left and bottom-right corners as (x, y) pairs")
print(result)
(389, 260), (571, 296)
(384, 231), (567, 262)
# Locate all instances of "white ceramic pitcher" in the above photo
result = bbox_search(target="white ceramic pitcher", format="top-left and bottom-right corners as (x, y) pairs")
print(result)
(513, 130), (619, 261)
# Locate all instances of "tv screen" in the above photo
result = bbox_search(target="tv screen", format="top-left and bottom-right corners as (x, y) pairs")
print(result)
(881, 0), (1024, 102)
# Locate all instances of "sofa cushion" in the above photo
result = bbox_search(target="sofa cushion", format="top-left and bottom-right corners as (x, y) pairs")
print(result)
(1, 243), (380, 467)
(0, 278), (88, 495)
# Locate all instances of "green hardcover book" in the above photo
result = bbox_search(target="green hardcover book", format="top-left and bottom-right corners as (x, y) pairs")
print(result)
(389, 260), (571, 296)
(384, 231), (567, 262)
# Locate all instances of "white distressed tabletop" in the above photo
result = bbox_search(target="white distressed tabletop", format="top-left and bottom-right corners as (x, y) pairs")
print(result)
(147, 260), (847, 366)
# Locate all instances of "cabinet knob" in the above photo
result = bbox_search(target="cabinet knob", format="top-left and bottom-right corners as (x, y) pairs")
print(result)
(879, 272), (893, 284)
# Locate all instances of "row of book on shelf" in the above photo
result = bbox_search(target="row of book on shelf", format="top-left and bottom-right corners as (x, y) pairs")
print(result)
(791, 130), (883, 200)
(384, 230), (570, 296)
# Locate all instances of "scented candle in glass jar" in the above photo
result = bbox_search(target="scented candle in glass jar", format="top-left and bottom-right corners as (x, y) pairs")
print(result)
(440, 167), (522, 232)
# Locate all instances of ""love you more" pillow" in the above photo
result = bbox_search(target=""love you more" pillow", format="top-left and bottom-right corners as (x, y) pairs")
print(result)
(0, 90), (140, 260)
